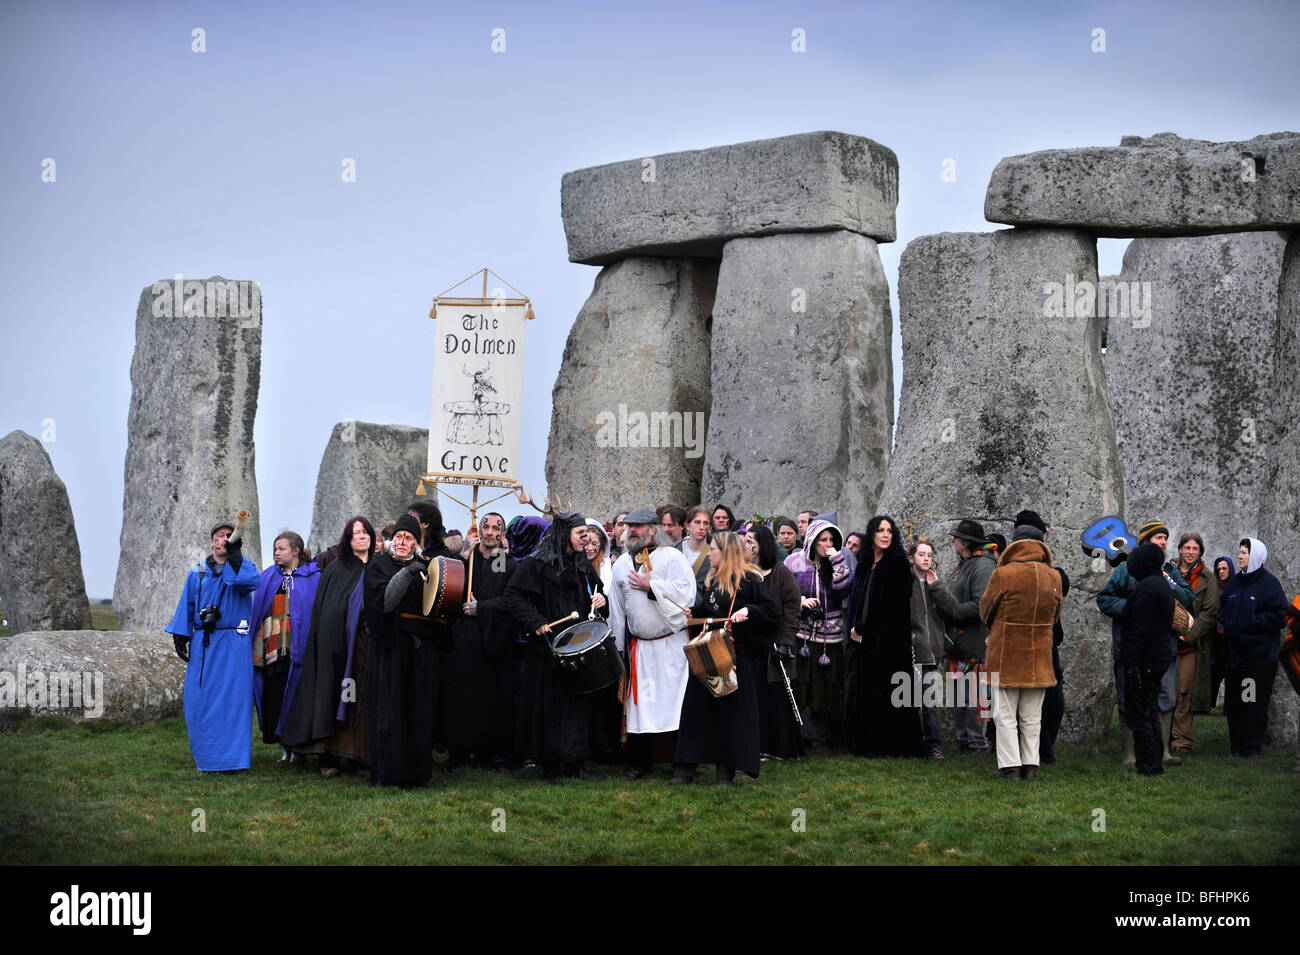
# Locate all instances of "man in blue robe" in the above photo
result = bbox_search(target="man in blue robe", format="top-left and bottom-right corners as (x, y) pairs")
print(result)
(166, 520), (260, 771)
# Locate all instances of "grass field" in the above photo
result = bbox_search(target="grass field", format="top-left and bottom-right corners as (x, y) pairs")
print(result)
(1, 709), (1296, 865)
(0, 601), (119, 637)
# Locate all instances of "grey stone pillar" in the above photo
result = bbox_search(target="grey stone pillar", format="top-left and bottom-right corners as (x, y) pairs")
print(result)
(114, 277), (261, 632)
(308, 421), (431, 554)
(878, 229), (1122, 741)
(0, 430), (92, 632)
(701, 230), (892, 530)
(546, 258), (716, 519)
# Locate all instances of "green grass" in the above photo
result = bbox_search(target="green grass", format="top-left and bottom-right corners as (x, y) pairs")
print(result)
(0, 712), (1296, 865)
(0, 601), (119, 637)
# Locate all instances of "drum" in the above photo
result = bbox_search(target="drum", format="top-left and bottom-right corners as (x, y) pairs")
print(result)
(420, 555), (467, 620)
(684, 627), (739, 698)
(551, 619), (625, 694)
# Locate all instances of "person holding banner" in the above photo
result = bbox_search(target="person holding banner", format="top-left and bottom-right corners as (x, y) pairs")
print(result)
(442, 512), (518, 769)
(672, 531), (779, 785)
(501, 513), (609, 781)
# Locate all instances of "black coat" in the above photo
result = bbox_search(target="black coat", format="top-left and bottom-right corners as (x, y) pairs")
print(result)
(845, 549), (922, 757)
(279, 556), (366, 749)
(440, 548), (518, 758)
(1121, 544), (1175, 669)
(363, 552), (451, 787)
(500, 552), (609, 764)
(676, 573), (779, 777)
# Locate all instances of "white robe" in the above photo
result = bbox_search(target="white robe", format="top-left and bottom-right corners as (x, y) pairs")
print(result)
(609, 546), (697, 734)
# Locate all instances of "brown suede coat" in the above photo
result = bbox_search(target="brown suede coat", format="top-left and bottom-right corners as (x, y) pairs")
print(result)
(979, 539), (1062, 688)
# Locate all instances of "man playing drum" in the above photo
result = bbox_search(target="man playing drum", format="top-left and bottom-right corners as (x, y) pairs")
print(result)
(501, 513), (610, 781)
(608, 508), (698, 780)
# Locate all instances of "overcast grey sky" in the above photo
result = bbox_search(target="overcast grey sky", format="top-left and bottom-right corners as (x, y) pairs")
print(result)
(2, 0), (1297, 598)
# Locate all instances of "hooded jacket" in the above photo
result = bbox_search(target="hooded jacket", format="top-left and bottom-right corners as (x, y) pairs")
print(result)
(1121, 543), (1175, 669)
(979, 539), (1062, 687)
(1219, 538), (1288, 669)
(584, 518), (613, 592)
(1098, 550), (1193, 659)
(783, 518), (853, 642)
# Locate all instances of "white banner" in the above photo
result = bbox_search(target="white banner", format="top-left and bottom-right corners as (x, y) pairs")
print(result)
(426, 302), (527, 486)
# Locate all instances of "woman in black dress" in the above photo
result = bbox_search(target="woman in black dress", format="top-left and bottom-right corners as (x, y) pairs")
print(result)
(673, 531), (779, 785)
(845, 515), (923, 758)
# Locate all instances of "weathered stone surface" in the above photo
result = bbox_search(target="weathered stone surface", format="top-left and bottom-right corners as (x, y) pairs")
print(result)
(1105, 231), (1291, 580)
(986, 132), (1300, 237)
(0, 431), (92, 633)
(114, 277), (262, 632)
(0, 631), (184, 722)
(561, 131), (899, 265)
(1264, 233), (1300, 748)
(1267, 680), (1298, 748)
(308, 421), (430, 554)
(546, 258), (716, 518)
(701, 231), (892, 531)
(878, 229), (1123, 742)
(1262, 234), (1300, 599)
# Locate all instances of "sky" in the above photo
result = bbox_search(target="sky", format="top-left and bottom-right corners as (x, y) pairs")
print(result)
(2, 0), (1297, 599)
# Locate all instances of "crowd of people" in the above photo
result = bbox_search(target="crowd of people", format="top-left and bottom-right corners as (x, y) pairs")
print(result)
(165, 500), (1300, 786)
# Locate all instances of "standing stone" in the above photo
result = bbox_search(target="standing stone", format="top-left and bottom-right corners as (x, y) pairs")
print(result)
(114, 277), (262, 632)
(561, 131), (899, 265)
(547, 258), (716, 519)
(985, 132), (1300, 236)
(878, 229), (1123, 741)
(0, 431), (92, 633)
(1105, 231), (1290, 576)
(1262, 234), (1300, 598)
(1263, 233), (1300, 746)
(308, 421), (431, 554)
(701, 231), (892, 531)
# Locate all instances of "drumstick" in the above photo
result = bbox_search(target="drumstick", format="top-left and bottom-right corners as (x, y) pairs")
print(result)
(660, 594), (695, 616)
(544, 611), (580, 629)
(685, 617), (728, 628)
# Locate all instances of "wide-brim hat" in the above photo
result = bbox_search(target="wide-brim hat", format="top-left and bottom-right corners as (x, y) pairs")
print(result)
(951, 519), (987, 543)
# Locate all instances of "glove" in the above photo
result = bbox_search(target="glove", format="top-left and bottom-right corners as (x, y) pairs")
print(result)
(225, 537), (244, 572)
(173, 634), (191, 662)
(774, 644), (796, 661)
(463, 600), (479, 617)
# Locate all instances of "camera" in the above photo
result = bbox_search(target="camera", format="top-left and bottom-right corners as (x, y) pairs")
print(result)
(800, 605), (826, 623)
(199, 604), (221, 632)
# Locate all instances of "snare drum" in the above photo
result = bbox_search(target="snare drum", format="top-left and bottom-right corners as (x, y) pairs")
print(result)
(551, 619), (625, 694)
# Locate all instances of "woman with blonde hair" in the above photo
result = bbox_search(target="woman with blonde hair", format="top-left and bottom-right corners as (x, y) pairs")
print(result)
(671, 531), (779, 785)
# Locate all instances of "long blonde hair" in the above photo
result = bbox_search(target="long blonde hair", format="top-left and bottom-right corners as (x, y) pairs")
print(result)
(705, 531), (761, 597)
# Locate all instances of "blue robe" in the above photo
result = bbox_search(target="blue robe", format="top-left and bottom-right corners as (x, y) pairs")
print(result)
(166, 555), (261, 771)
(248, 561), (321, 739)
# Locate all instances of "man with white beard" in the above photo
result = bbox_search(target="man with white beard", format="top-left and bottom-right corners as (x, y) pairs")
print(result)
(608, 508), (698, 780)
